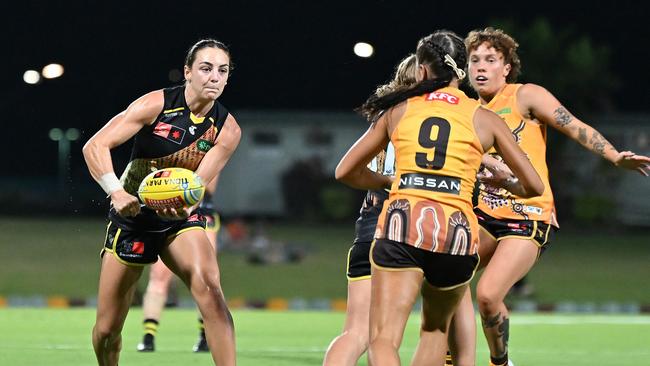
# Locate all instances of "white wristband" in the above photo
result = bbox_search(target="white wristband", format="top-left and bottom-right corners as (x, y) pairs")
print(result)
(99, 172), (123, 195)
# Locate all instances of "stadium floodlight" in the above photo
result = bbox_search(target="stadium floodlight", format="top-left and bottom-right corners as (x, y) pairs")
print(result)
(23, 70), (41, 84)
(42, 63), (64, 79)
(353, 42), (374, 58)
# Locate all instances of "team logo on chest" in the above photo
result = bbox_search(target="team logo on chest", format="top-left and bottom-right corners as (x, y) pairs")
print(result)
(153, 122), (186, 144)
(197, 139), (213, 152)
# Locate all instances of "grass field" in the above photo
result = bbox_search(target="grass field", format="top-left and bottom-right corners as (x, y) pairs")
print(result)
(1, 217), (649, 303)
(0, 308), (649, 365)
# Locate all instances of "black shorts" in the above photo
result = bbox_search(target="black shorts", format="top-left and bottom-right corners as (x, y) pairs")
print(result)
(371, 238), (479, 289)
(475, 208), (555, 251)
(102, 207), (207, 266)
(196, 208), (220, 233)
(346, 241), (371, 281)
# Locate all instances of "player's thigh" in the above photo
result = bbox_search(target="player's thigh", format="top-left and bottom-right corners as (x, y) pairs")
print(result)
(477, 237), (539, 300)
(343, 278), (372, 332)
(477, 227), (498, 270)
(160, 229), (218, 284)
(421, 282), (468, 331)
(369, 268), (422, 344)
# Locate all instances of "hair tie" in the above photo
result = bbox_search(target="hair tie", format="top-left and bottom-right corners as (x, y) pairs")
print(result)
(444, 54), (466, 80)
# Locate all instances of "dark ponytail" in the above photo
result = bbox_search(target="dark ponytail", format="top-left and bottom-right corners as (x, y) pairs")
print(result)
(357, 78), (451, 121)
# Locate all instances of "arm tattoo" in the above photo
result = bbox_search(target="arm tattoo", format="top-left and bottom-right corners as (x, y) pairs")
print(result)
(589, 131), (612, 155)
(578, 127), (588, 144)
(553, 106), (573, 127)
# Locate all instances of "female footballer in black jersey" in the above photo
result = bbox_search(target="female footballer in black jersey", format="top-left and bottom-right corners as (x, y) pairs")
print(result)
(83, 39), (240, 366)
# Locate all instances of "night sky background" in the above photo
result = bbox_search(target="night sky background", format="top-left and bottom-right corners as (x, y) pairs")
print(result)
(2, 0), (648, 182)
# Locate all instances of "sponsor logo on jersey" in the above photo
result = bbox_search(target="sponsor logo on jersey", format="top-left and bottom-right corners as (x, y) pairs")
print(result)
(398, 172), (461, 195)
(189, 125), (197, 135)
(153, 122), (186, 144)
(425, 92), (459, 104)
(197, 139), (213, 153)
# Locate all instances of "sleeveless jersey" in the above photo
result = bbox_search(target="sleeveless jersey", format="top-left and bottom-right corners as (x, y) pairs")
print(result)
(375, 87), (483, 256)
(120, 85), (229, 195)
(353, 143), (395, 244)
(476, 84), (557, 225)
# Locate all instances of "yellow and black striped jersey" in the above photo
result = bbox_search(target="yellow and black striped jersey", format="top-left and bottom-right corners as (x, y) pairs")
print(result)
(120, 85), (229, 195)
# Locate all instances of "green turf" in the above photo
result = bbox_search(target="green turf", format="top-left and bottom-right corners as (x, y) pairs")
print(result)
(1, 217), (649, 303)
(0, 308), (648, 365)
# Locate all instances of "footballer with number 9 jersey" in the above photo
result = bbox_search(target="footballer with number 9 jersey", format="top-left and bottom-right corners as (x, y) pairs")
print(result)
(335, 30), (544, 366)
(82, 38), (241, 366)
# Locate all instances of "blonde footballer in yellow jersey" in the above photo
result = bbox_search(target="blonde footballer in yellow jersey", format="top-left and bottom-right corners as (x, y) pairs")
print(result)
(335, 30), (543, 366)
(445, 28), (650, 366)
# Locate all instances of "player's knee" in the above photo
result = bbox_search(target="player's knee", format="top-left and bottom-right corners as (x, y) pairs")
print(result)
(476, 287), (500, 314)
(342, 329), (369, 348)
(193, 271), (220, 291)
(145, 279), (170, 296)
(191, 270), (225, 304)
(149, 266), (173, 286)
(93, 322), (121, 343)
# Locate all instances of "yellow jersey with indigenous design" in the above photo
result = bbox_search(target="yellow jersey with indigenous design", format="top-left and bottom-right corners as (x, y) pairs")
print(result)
(476, 84), (557, 226)
(375, 87), (483, 256)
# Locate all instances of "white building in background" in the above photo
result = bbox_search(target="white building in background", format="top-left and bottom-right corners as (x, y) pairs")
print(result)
(214, 110), (367, 216)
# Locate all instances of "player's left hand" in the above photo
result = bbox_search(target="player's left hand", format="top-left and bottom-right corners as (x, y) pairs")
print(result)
(155, 207), (190, 220)
(614, 151), (650, 176)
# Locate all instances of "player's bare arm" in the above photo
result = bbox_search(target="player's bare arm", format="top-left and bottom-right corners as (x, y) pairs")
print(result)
(194, 114), (241, 187)
(82, 90), (164, 216)
(335, 108), (396, 190)
(519, 83), (650, 175)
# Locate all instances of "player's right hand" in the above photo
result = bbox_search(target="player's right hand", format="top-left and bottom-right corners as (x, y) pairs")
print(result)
(110, 190), (141, 217)
(477, 162), (515, 187)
